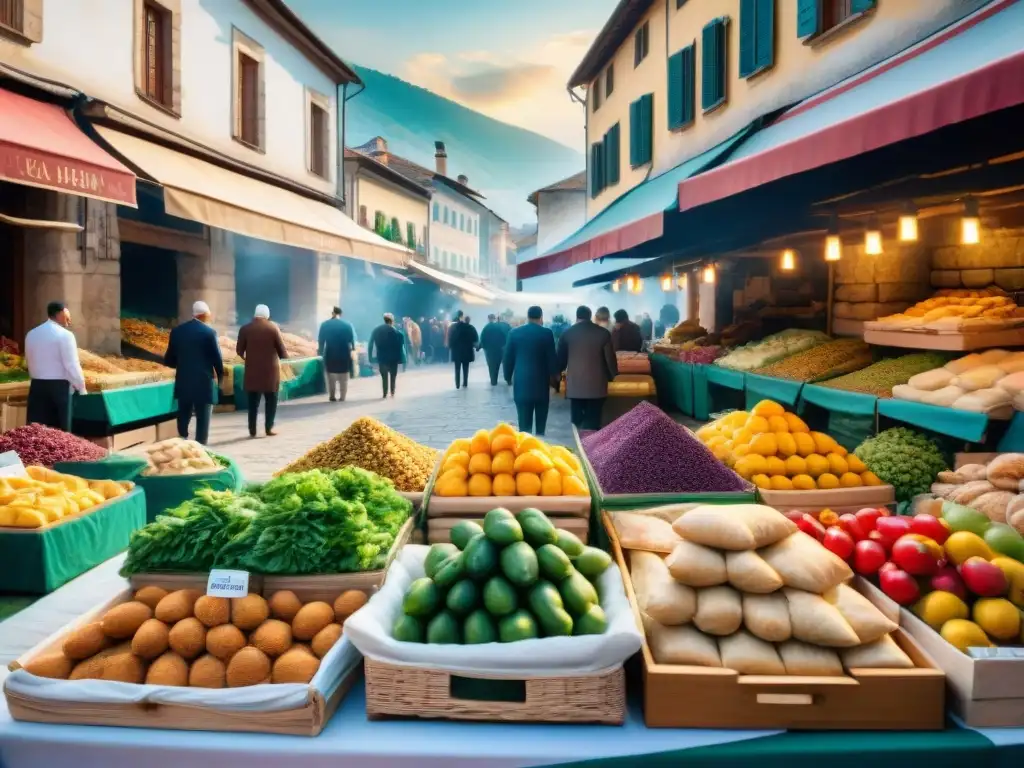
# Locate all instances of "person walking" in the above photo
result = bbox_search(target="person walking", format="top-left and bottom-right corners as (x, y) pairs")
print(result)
(449, 314), (479, 389)
(557, 305), (618, 431)
(611, 309), (644, 352)
(479, 313), (511, 386)
(595, 306), (611, 330)
(404, 317), (422, 370)
(317, 306), (356, 402)
(368, 313), (405, 398)
(164, 301), (223, 445)
(24, 301), (86, 432)
(503, 306), (557, 436)
(640, 312), (654, 343)
(236, 304), (287, 438)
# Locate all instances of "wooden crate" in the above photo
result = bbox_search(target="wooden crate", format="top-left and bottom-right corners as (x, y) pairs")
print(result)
(757, 484), (895, 510)
(427, 495), (591, 518)
(427, 515), (589, 545)
(6, 584), (361, 735)
(127, 572), (265, 593)
(605, 513), (946, 730)
(0, 401), (27, 433)
(863, 326), (1024, 351)
(363, 657), (625, 724)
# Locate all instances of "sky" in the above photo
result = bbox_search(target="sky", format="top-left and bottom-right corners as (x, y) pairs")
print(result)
(286, 0), (620, 151)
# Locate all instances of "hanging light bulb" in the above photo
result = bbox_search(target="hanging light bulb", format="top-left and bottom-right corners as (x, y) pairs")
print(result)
(898, 203), (919, 242)
(780, 249), (796, 271)
(961, 196), (980, 245)
(702, 264), (716, 284)
(661, 274), (673, 291)
(677, 273), (687, 291)
(824, 214), (842, 262)
(633, 277), (644, 294)
(625, 275), (636, 292)
(611, 279), (620, 292)
(864, 217), (883, 255)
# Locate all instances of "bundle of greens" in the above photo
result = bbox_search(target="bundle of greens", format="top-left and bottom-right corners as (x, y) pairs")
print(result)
(216, 467), (412, 574)
(120, 489), (265, 576)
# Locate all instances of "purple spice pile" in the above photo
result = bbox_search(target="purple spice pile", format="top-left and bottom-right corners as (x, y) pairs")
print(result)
(581, 401), (747, 495)
(0, 424), (107, 467)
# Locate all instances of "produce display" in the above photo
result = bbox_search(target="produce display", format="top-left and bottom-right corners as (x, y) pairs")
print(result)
(618, 504), (912, 672)
(217, 336), (244, 365)
(0, 351), (28, 383)
(615, 352), (650, 375)
(0, 466), (131, 528)
(607, 374), (656, 397)
(0, 424), (107, 467)
(854, 428), (948, 503)
(280, 332), (319, 359)
(929, 454), (1024, 534)
(21, 586), (362, 684)
(751, 338), (873, 383)
(121, 318), (171, 357)
(679, 345), (724, 364)
(818, 353), (949, 398)
(872, 287), (1022, 330)
(664, 318), (707, 346)
(141, 438), (221, 477)
(714, 330), (830, 372)
(696, 401), (881, 491)
(582, 401), (748, 495)
(277, 416), (438, 493)
(893, 349), (1024, 414)
(434, 425), (588, 497)
(798, 502), (1024, 656)
(120, 467), (412, 576)
(393, 507), (612, 643)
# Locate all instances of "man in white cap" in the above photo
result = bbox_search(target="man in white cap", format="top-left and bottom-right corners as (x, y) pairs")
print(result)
(236, 304), (287, 437)
(164, 301), (224, 444)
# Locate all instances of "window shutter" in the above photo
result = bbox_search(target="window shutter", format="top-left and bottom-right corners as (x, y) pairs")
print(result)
(604, 123), (620, 185)
(593, 77), (601, 111)
(667, 51), (684, 129)
(755, 0), (775, 72)
(850, 0), (875, 13)
(629, 99), (640, 166)
(739, 0), (756, 78)
(681, 45), (695, 125)
(605, 63), (614, 96)
(634, 28), (642, 66)
(701, 21), (719, 110)
(590, 143), (601, 197)
(596, 141), (606, 192)
(640, 93), (653, 165)
(796, 0), (819, 38)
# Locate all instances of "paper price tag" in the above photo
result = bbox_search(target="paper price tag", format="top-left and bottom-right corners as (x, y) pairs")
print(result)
(206, 569), (250, 598)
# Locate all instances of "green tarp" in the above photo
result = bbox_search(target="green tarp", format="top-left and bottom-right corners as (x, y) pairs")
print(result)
(705, 365), (745, 390)
(0, 488), (146, 593)
(999, 411), (1024, 452)
(53, 454), (149, 481)
(73, 380), (219, 429)
(651, 356), (694, 416)
(878, 399), (989, 444)
(692, 364), (711, 420)
(798, 385), (878, 452)
(233, 356), (326, 409)
(745, 373), (803, 409)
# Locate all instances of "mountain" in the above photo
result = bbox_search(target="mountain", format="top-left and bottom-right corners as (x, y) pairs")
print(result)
(345, 66), (584, 227)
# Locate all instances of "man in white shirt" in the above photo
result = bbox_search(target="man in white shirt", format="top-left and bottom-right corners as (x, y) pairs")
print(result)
(24, 301), (86, 432)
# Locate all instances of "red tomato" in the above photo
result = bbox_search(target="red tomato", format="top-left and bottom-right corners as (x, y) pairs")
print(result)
(854, 507), (883, 533)
(910, 514), (951, 545)
(838, 513), (867, 542)
(796, 513), (826, 541)
(879, 565), (921, 605)
(875, 516), (913, 540)
(822, 526), (855, 561)
(868, 529), (896, 554)
(852, 539), (887, 575)
(783, 510), (805, 524)
(891, 535), (942, 576)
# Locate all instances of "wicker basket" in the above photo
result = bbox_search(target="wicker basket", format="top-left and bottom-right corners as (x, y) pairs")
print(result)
(363, 657), (625, 724)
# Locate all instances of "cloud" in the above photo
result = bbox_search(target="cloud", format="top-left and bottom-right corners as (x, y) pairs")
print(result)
(449, 63), (556, 104)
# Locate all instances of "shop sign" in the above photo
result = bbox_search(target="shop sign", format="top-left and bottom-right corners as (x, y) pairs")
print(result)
(1, 146), (136, 206)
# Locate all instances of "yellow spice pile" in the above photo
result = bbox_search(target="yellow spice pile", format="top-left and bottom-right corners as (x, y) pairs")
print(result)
(279, 416), (438, 492)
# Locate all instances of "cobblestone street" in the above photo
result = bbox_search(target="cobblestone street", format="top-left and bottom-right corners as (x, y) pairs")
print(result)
(205, 364), (576, 481)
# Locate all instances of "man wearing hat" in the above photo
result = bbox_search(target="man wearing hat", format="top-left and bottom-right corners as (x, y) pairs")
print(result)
(164, 301), (224, 445)
(24, 301), (87, 431)
(236, 304), (288, 437)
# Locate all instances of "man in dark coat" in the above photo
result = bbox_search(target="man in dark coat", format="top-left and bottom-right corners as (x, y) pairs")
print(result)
(164, 300), (224, 445)
(479, 314), (511, 386)
(640, 312), (654, 343)
(611, 309), (644, 353)
(557, 305), (618, 431)
(368, 313), (405, 398)
(448, 314), (479, 389)
(317, 306), (355, 402)
(237, 304), (288, 438)
(503, 306), (557, 436)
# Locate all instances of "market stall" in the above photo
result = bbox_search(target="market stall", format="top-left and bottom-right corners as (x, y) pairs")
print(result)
(230, 356), (327, 409)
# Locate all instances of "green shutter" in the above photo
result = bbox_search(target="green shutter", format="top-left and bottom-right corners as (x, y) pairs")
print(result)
(590, 143), (601, 197)
(701, 20), (725, 110)
(640, 93), (653, 164)
(629, 99), (640, 166)
(596, 141), (606, 192)
(797, 0), (819, 37)
(681, 45), (695, 125)
(667, 51), (684, 128)
(604, 124), (620, 185)
(850, 0), (875, 13)
(755, 0), (775, 71)
(739, 0), (756, 78)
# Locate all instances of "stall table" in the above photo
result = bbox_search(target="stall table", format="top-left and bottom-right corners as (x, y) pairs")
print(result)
(232, 357), (326, 409)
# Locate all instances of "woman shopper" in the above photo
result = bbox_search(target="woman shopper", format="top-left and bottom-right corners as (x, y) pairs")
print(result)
(368, 313), (405, 398)
(448, 314), (479, 389)
(236, 304), (288, 438)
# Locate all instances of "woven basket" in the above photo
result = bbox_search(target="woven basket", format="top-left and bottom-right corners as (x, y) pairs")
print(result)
(364, 658), (625, 724)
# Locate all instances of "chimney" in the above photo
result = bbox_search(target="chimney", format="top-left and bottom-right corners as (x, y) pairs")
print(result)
(357, 136), (389, 164)
(457, 174), (469, 186)
(434, 141), (447, 176)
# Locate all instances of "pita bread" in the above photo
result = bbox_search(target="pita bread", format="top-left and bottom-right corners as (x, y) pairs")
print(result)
(841, 634), (914, 669)
(694, 585), (743, 636)
(777, 640), (844, 676)
(673, 504), (796, 550)
(824, 584), (898, 644)
(742, 592), (792, 642)
(785, 588), (861, 647)
(665, 540), (727, 587)
(719, 630), (785, 675)
(648, 621), (722, 667)
(761, 533), (853, 593)
(612, 512), (683, 553)
(630, 551), (696, 626)
(726, 550), (783, 593)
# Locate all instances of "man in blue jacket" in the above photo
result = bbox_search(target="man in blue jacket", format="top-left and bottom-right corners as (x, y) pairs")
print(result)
(479, 314), (511, 386)
(164, 301), (224, 445)
(317, 306), (356, 402)
(503, 305), (558, 436)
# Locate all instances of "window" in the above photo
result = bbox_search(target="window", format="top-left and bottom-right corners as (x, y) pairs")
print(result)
(358, 205), (368, 227)
(460, 213), (465, 231)
(443, 206), (449, 224)
(739, 0), (775, 77)
(233, 29), (265, 150)
(0, 0), (44, 44)
(667, 44), (696, 129)
(589, 141), (605, 199)
(422, 224), (428, 250)
(676, 0), (688, 7)
(629, 94), (653, 167)
(374, 211), (386, 236)
(633, 21), (649, 67)
(605, 63), (614, 97)
(604, 123), (620, 187)
(701, 18), (728, 111)
(406, 222), (416, 248)
(433, 202), (440, 221)
(390, 216), (401, 242)
(798, 0), (874, 39)
(433, 246), (439, 261)
(308, 94), (330, 178)
(0, 0), (22, 33)
(592, 75), (602, 112)
(142, 2), (171, 107)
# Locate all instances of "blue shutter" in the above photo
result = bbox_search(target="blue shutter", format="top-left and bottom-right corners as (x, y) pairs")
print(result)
(640, 93), (653, 165)
(667, 51), (684, 129)
(755, 0), (775, 72)
(701, 20), (723, 110)
(850, 0), (875, 12)
(797, 0), (819, 38)
(739, 0), (756, 78)
(605, 124), (620, 185)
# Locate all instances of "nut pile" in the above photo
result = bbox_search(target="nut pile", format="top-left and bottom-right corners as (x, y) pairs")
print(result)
(21, 587), (368, 687)
(752, 339), (873, 383)
(818, 353), (949, 397)
(278, 416), (439, 492)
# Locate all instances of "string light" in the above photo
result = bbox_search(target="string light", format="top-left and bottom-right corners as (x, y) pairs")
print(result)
(864, 217), (883, 255)
(780, 249), (796, 271)
(898, 203), (918, 242)
(661, 274), (673, 291)
(633, 277), (644, 294)
(824, 214), (841, 262)
(702, 264), (716, 284)
(961, 196), (980, 245)
(611, 279), (620, 292)
(625, 275), (636, 292)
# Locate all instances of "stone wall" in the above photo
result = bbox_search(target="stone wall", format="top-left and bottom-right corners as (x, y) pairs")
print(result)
(929, 220), (1024, 290)
(21, 190), (122, 353)
(832, 240), (931, 322)
(177, 229), (236, 326)
(313, 253), (344, 327)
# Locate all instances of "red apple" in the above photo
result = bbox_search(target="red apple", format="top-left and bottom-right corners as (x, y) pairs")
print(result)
(838, 513), (867, 542)
(960, 557), (1009, 597)
(823, 527), (855, 561)
(879, 565), (921, 605)
(796, 513), (826, 541)
(910, 514), (951, 545)
(930, 566), (968, 600)
(854, 507), (883, 533)
(852, 539), (887, 576)
(891, 535), (943, 576)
